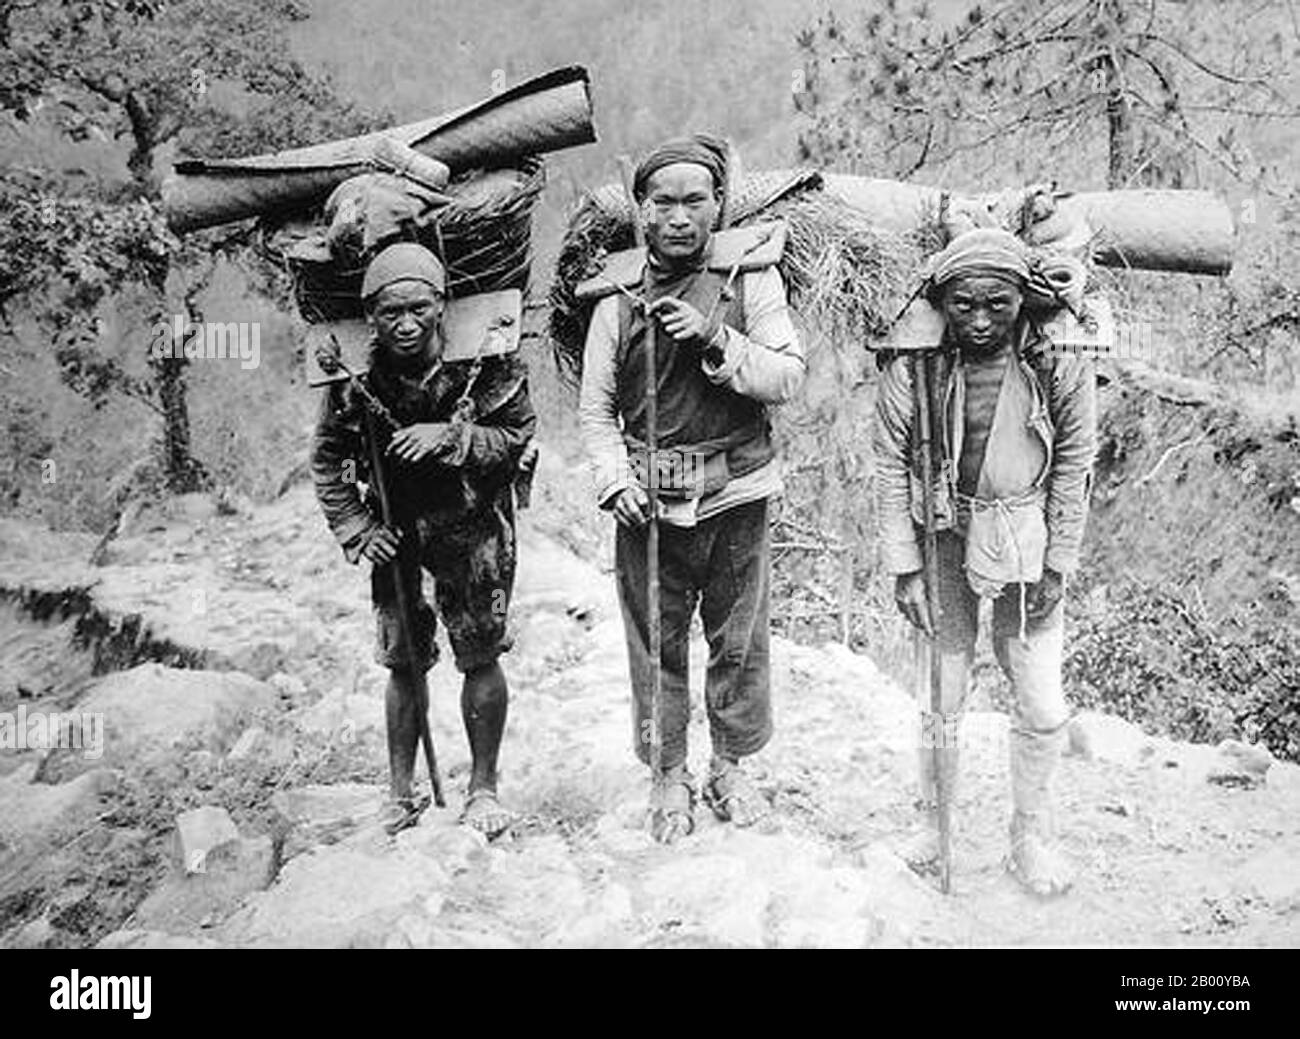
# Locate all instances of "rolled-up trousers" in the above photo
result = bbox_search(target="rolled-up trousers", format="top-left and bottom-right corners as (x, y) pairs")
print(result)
(928, 530), (1069, 732)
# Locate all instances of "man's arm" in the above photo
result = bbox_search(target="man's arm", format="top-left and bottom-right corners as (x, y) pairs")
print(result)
(439, 355), (537, 477)
(578, 296), (634, 509)
(311, 383), (379, 562)
(873, 355), (923, 575)
(1043, 355), (1097, 575)
(700, 266), (805, 404)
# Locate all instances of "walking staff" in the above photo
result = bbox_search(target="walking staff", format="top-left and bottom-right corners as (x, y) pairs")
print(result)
(579, 134), (806, 842)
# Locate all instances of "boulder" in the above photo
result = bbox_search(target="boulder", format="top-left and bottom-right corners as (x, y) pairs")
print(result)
(70, 664), (274, 775)
(1207, 739), (1274, 789)
(396, 818), (489, 876)
(135, 833), (276, 935)
(218, 843), (444, 948)
(853, 844), (944, 945)
(0, 764), (117, 854)
(1067, 711), (1155, 767)
(270, 783), (388, 858)
(174, 806), (240, 874)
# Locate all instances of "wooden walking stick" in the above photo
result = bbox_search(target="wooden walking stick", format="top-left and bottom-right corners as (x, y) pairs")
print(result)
(619, 156), (663, 782)
(317, 334), (446, 810)
(914, 350), (952, 893)
(361, 408), (446, 808)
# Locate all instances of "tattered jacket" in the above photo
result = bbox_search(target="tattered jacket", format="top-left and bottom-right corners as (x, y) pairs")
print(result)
(873, 327), (1096, 585)
(312, 348), (536, 559)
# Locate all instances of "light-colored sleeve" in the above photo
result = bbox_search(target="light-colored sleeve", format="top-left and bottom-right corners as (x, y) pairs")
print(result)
(873, 355), (924, 575)
(1043, 355), (1097, 575)
(700, 266), (805, 404)
(578, 296), (632, 509)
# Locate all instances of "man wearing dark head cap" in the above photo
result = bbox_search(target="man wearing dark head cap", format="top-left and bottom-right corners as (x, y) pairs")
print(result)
(579, 134), (806, 843)
(312, 241), (536, 837)
(874, 227), (1096, 896)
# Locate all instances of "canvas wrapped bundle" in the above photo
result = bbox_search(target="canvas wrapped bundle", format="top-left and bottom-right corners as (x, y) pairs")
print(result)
(163, 66), (593, 233)
(268, 158), (545, 323)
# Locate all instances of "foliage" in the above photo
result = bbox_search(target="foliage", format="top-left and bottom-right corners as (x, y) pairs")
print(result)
(0, 170), (172, 410)
(796, 0), (1300, 191)
(1, 0), (384, 499)
(1065, 579), (1300, 762)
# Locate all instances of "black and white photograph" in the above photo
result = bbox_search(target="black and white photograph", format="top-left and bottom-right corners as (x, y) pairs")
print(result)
(0, 0), (1296, 990)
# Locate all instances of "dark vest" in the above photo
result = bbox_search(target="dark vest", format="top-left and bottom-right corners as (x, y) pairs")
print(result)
(614, 263), (774, 493)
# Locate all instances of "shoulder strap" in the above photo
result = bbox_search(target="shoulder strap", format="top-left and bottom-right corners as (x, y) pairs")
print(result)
(1016, 321), (1058, 414)
(725, 271), (747, 337)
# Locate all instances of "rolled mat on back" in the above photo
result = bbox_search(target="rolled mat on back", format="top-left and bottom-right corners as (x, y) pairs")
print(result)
(817, 174), (1234, 275)
(162, 66), (594, 233)
(549, 168), (1234, 383)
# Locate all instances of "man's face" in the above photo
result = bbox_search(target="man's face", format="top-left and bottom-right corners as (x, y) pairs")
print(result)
(941, 274), (1023, 355)
(368, 280), (444, 365)
(642, 163), (720, 264)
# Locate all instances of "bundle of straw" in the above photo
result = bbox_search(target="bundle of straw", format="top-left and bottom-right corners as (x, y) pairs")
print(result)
(547, 169), (923, 384)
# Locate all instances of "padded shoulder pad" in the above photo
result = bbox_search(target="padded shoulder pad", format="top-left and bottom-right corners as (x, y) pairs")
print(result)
(305, 288), (521, 386)
(575, 221), (787, 302)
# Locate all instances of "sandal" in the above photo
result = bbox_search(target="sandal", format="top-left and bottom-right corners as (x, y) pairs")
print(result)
(460, 788), (515, 840)
(703, 759), (770, 827)
(381, 791), (432, 837)
(650, 765), (696, 844)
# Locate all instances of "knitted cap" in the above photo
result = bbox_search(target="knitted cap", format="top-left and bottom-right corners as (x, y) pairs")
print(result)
(361, 242), (446, 301)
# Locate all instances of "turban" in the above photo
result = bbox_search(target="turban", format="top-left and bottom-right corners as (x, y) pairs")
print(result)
(361, 241), (446, 302)
(632, 133), (727, 201)
(928, 228), (1031, 291)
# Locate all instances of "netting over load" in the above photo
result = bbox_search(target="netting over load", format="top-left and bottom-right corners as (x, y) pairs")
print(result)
(263, 159), (545, 322)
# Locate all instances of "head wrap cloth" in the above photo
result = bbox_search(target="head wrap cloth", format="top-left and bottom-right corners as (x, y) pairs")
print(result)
(361, 242), (447, 302)
(926, 227), (1086, 312)
(632, 133), (728, 201)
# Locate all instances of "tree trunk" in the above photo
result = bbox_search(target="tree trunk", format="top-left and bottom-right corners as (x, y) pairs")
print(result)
(153, 351), (204, 492)
(147, 283), (206, 494)
(1101, 1), (1136, 189)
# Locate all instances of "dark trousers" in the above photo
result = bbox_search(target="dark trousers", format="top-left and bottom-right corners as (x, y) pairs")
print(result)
(615, 497), (773, 771)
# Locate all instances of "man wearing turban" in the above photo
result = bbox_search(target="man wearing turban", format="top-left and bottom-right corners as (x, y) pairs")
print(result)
(313, 241), (536, 837)
(579, 134), (806, 843)
(874, 227), (1097, 896)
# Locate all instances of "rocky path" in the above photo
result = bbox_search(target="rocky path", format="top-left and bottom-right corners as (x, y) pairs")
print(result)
(2, 479), (1298, 948)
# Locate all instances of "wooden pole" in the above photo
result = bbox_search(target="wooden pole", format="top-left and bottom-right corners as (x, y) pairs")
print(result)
(914, 352), (951, 894)
(362, 409), (446, 809)
(618, 156), (663, 783)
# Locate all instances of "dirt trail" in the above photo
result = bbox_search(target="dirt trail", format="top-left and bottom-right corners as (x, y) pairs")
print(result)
(1, 480), (1298, 948)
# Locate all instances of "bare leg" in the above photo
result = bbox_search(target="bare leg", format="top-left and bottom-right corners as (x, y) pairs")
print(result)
(381, 666), (432, 834)
(460, 660), (513, 837)
(385, 666), (424, 801)
(462, 660), (507, 794)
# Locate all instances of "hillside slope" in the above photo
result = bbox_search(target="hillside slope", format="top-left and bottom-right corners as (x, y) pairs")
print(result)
(1, 456), (1298, 948)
